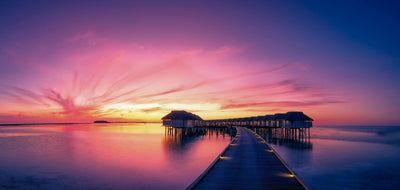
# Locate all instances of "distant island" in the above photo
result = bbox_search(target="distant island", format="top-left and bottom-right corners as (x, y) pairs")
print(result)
(94, 120), (110, 123)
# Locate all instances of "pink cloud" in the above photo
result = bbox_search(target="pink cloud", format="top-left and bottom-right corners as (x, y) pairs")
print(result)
(0, 36), (355, 124)
(221, 100), (345, 110)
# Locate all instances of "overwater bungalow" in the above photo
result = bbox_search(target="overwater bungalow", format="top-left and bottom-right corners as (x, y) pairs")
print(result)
(263, 115), (274, 127)
(162, 110), (203, 127)
(162, 110), (313, 129)
(283, 111), (313, 128)
(272, 113), (286, 127)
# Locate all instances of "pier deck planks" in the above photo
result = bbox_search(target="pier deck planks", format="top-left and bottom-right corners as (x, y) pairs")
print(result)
(191, 127), (306, 190)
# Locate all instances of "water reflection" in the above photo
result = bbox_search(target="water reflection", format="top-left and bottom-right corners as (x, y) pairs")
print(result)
(251, 127), (313, 150)
(163, 126), (237, 150)
(256, 126), (400, 190)
(0, 124), (234, 189)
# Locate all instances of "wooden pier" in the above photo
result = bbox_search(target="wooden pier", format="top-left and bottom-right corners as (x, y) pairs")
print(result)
(188, 127), (307, 190)
(162, 110), (313, 189)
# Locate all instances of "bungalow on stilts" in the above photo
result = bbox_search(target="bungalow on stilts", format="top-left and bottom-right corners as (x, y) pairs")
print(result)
(162, 110), (203, 127)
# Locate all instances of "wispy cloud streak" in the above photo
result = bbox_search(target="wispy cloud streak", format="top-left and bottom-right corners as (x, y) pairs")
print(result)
(141, 64), (291, 98)
(0, 85), (49, 106)
(221, 100), (345, 110)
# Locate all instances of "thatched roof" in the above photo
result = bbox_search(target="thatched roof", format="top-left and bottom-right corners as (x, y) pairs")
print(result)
(272, 113), (286, 120)
(263, 115), (273, 120)
(254, 116), (265, 121)
(162, 110), (203, 120)
(244, 117), (252, 121)
(161, 110), (313, 122)
(284, 111), (313, 121)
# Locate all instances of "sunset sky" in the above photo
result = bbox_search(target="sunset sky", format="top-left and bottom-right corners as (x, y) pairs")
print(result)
(0, 0), (399, 125)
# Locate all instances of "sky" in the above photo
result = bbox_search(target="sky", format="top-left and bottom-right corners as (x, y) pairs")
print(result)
(0, 0), (399, 125)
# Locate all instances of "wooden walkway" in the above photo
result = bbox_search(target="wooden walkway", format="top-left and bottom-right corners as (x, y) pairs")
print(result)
(188, 127), (307, 190)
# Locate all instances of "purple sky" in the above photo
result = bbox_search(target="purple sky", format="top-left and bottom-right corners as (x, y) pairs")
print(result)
(0, 0), (399, 125)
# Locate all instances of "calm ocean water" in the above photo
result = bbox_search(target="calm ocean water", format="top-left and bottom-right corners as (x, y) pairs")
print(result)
(0, 123), (234, 189)
(2, 124), (399, 189)
(264, 125), (400, 190)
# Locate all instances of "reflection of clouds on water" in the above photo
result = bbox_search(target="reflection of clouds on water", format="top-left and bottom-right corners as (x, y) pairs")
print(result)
(0, 126), (53, 137)
(163, 127), (236, 151)
(312, 126), (400, 146)
(270, 126), (400, 190)
(0, 123), (235, 189)
(0, 133), (44, 137)
(317, 125), (400, 135)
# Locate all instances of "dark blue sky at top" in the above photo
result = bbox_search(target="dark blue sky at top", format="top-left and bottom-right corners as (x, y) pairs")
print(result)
(1, 0), (399, 80)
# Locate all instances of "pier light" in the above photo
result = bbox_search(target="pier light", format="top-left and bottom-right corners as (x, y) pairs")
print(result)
(230, 143), (238, 146)
(279, 173), (296, 178)
(219, 156), (231, 160)
(266, 149), (274, 152)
